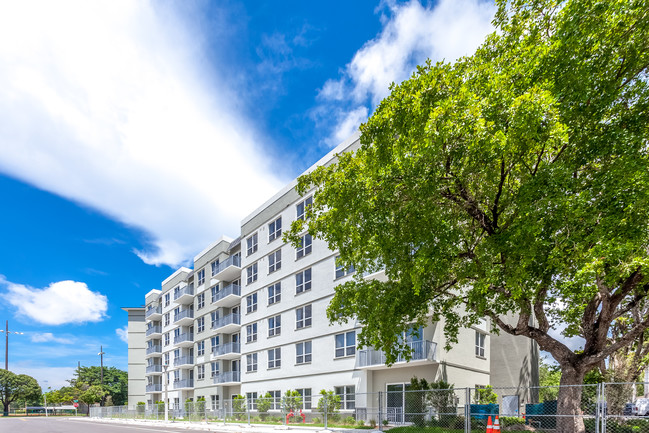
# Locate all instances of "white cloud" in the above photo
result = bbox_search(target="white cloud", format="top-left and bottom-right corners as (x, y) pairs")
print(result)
(12, 364), (77, 391)
(116, 326), (129, 344)
(1, 277), (108, 325)
(328, 107), (369, 147)
(318, 0), (495, 146)
(30, 332), (74, 345)
(0, 1), (286, 267)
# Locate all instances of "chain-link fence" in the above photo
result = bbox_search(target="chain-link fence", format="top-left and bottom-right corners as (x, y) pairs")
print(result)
(90, 383), (649, 432)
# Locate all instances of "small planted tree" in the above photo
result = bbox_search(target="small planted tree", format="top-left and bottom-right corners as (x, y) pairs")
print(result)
(475, 386), (498, 404)
(281, 390), (302, 419)
(257, 392), (272, 420)
(232, 395), (246, 420)
(317, 389), (341, 421)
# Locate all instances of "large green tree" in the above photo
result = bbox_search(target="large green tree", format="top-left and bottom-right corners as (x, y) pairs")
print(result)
(287, 1), (649, 433)
(70, 366), (127, 406)
(0, 370), (41, 416)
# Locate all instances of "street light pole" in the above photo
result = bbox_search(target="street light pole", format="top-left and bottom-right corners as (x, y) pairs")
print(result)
(98, 346), (106, 406)
(163, 363), (169, 422)
(0, 320), (25, 370)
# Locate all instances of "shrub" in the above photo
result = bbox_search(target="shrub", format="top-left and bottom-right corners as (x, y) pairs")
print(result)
(357, 419), (365, 427)
(383, 419), (389, 426)
(313, 417), (321, 423)
(317, 389), (341, 418)
(344, 416), (356, 425)
(369, 419), (377, 428)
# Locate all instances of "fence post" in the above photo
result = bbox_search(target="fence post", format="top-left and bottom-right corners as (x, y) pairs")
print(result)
(465, 388), (471, 433)
(378, 391), (383, 432)
(324, 393), (328, 430)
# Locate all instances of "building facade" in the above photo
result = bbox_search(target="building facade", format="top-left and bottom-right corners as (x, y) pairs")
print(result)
(137, 133), (538, 413)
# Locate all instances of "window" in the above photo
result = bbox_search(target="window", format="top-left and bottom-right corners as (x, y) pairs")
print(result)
(164, 333), (170, 346)
(475, 331), (486, 357)
(164, 293), (170, 307)
(268, 315), (281, 337)
(296, 234), (312, 259)
(163, 313), (170, 327)
(164, 353), (170, 367)
(335, 331), (356, 358)
(268, 347), (281, 369)
(211, 259), (219, 276)
(268, 249), (281, 273)
(296, 305), (312, 329)
(246, 263), (258, 284)
(211, 395), (219, 411)
(269, 390), (281, 410)
(211, 336), (219, 351)
(197, 316), (205, 333)
(197, 269), (205, 286)
(197, 340), (205, 356)
(269, 217), (282, 242)
(335, 255), (355, 279)
(246, 233), (258, 256)
(268, 282), (281, 305)
(197, 293), (205, 310)
(335, 386), (355, 409)
(296, 269), (312, 294)
(246, 293), (258, 313)
(211, 361), (219, 377)
(296, 196), (312, 221)
(246, 353), (258, 372)
(246, 392), (258, 410)
(246, 323), (258, 343)
(210, 311), (219, 328)
(211, 284), (219, 303)
(296, 388), (312, 409)
(296, 341), (312, 364)
(197, 364), (205, 380)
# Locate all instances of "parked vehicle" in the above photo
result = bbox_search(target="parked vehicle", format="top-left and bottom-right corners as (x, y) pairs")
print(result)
(623, 403), (634, 416)
(633, 398), (649, 416)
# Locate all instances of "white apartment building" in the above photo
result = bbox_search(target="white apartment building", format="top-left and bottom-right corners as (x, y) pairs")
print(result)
(136, 133), (538, 412)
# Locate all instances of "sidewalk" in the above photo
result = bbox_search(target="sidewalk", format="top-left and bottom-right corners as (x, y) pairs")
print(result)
(73, 417), (382, 433)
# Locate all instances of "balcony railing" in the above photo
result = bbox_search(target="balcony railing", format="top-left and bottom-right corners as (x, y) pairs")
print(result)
(173, 285), (194, 301)
(358, 340), (436, 368)
(145, 306), (161, 319)
(146, 384), (162, 392)
(173, 332), (194, 345)
(212, 313), (240, 330)
(215, 255), (241, 274)
(173, 356), (194, 367)
(173, 309), (194, 323)
(211, 283), (241, 304)
(145, 325), (162, 337)
(174, 379), (194, 389)
(212, 342), (240, 357)
(146, 364), (163, 374)
(146, 345), (162, 355)
(213, 371), (240, 384)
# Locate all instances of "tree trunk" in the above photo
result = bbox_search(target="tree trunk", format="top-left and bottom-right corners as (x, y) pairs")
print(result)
(556, 366), (587, 433)
(2, 400), (8, 417)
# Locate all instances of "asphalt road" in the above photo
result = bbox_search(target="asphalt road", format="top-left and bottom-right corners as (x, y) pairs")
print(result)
(0, 417), (208, 433)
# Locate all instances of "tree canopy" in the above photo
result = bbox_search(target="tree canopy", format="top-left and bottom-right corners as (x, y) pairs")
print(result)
(0, 370), (41, 416)
(287, 1), (649, 432)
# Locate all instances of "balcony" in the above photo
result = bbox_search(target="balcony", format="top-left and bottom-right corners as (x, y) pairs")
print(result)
(213, 255), (241, 282)
(357, 340), (437, 369)
(212, 283), (241, 308)
(145, 325), (162, 338)
(145, 345), (162, 358)
(146, 364), (163, 374)
(173, 332), (194, 347)
(173, 309), (194, 326)
(173, 284), (194, 305)
(173, 379), (194, 389)
(173, 356), (194, 368)
(213, 371), (240, 386)
(211, 313), (241, 334)
(212, 342), (241, 360)
(146, 384), (162, 393)
(145, 306), (162, 321)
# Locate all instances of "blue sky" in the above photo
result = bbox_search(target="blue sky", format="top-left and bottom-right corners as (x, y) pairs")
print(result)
(0, 0), (499, 389)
